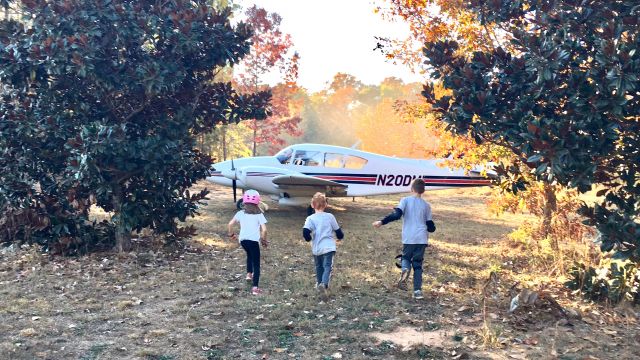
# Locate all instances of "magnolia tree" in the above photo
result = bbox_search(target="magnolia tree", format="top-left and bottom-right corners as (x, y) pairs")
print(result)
(0, 0), (270, 252)
(421, 0), (639, 261)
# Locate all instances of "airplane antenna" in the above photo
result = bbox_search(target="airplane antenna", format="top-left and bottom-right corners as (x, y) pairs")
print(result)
(350, 140), (361, 149)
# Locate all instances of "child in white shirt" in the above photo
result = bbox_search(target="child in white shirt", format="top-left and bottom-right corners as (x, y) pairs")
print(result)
(228, 190), (268, 295)
(303, 193), (344, 296)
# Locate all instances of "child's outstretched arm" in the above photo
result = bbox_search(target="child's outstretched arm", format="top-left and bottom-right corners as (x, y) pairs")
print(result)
(372, 208), (403, 228)
(302, 227), (312, 242)
(329, 214), (344, 241)
(260, 224), (268, 247)
(426, 220), (436, 233)
(227, 218), (238, 240)
(303, 215), (314, 242)
(425, 203), (435, 232)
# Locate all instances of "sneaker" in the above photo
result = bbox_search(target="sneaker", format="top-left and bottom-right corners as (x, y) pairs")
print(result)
(251, 287), (263, 295)
(413, 290), (424, 300)
(321, 286), (329, 299)
(316, 283), (328, 298)
(397, 270), (409, 290)
(246, 273), (253, 281)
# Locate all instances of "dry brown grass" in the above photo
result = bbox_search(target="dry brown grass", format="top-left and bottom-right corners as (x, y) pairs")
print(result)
(0, 182), (638, 359)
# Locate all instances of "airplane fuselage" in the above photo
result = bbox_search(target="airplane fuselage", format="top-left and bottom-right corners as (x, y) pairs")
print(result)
(207, 144), (492, 206)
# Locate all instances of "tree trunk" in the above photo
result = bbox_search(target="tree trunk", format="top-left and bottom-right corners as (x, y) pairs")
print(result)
(222, 125), (227, 161)
(541, 182), (558, 251)
(112, 185), (131, 252)
(252, 120), (257, 156)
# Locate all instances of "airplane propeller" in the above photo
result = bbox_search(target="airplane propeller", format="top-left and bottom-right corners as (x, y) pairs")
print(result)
(220, 158), (242, 203)
(231, 158), (237, 203)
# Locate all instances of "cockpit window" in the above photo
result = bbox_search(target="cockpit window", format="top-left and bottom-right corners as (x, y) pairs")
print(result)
(324, 153), (367, 169)
(275, 147), (293, 164)
(324, 153), (344, 168)
(292, 150), (323, 166)
(344, 155), (368, 169)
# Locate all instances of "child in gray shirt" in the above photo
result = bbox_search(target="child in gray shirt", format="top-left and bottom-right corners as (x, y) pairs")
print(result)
(303, 193), (344, 297)
(373, 178), (435, 299)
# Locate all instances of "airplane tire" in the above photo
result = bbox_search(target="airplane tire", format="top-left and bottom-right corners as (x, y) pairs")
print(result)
(236, 199), (244, 210)
(307, 205), (315, 216)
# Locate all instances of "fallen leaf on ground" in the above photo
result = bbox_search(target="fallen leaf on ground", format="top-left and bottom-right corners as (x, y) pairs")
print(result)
(19, 328), (37, 337)
(507, 353), (527, 359)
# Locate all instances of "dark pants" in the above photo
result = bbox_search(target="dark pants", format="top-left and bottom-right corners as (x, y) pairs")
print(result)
(241, 240), (260, 287)
(314, 251), (335, 287)
(401, 244), (427, 291)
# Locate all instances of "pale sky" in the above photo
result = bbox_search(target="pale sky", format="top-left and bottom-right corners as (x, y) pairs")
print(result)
(237, 0), (424, 92)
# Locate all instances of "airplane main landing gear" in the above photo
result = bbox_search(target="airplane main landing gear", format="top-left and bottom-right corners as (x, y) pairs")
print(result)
(236, 199), (244, 210)
(307, 205), (315, 216)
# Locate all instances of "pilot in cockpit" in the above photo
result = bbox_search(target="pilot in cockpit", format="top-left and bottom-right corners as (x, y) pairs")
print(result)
(293, 152), (305, 166)
(276, 147), (293, 164)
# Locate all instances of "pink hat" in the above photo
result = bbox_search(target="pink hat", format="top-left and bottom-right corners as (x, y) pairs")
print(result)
(242, 189), (261, 205)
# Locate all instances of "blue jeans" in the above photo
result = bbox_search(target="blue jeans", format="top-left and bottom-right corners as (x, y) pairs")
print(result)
(314, 251), (335, 288)
(401, 244), (426, 291)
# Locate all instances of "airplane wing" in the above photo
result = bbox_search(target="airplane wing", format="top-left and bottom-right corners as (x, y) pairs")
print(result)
(272, 174), (347, 188)
(469, 164), (498, 179)
(272, 174), (348, 197)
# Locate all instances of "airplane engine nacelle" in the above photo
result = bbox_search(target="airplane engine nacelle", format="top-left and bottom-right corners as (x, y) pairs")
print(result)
(237, 166), (298, 194)
(278, 197), (309, 207)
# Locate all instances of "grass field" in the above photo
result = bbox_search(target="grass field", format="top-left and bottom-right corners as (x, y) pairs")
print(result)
(1, 182), (638, 359)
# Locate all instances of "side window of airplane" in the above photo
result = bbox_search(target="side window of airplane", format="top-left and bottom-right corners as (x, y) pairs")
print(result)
(292, 150), (323, 166)
(324, 153), (344, 168)
(344, 155), (368, 169)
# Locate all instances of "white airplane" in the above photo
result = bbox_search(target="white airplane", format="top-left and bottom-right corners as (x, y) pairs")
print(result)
(206, 143), (494, 208)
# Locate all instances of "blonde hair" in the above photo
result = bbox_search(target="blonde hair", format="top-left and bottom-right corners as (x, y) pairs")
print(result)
(411, 178), (425, 194)
(243, 203), (262, 214)
(311, 192), (327, 210)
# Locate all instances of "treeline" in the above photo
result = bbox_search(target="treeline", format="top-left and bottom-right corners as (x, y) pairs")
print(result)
(203, 74), (437, 161)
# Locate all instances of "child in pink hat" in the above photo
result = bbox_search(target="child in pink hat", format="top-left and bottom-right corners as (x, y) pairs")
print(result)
(228, 189), (268, 295)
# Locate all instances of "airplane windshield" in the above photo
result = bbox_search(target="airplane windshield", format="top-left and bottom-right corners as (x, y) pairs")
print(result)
(276, 147), (293, 164)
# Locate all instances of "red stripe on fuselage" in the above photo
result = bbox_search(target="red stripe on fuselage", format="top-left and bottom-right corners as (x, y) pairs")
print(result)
(315, 175), (375, 182)
(423, 179), (490, 185)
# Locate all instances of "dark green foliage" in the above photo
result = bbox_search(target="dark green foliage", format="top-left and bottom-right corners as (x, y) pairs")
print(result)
(566, 261), (640, 305)
(421, 1), (640, 261)
(0, 0), (270, 252)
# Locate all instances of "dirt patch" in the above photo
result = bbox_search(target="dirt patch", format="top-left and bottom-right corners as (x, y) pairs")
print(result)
(370, 326), (461, 349)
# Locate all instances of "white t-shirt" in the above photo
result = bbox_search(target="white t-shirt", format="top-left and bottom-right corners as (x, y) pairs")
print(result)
(233, 211), (267, 242)
(303, 212), (340, 255)
(397, 196), (432, 245)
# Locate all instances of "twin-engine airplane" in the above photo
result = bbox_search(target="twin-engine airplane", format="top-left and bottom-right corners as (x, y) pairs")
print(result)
(207, 143), (494, 208)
